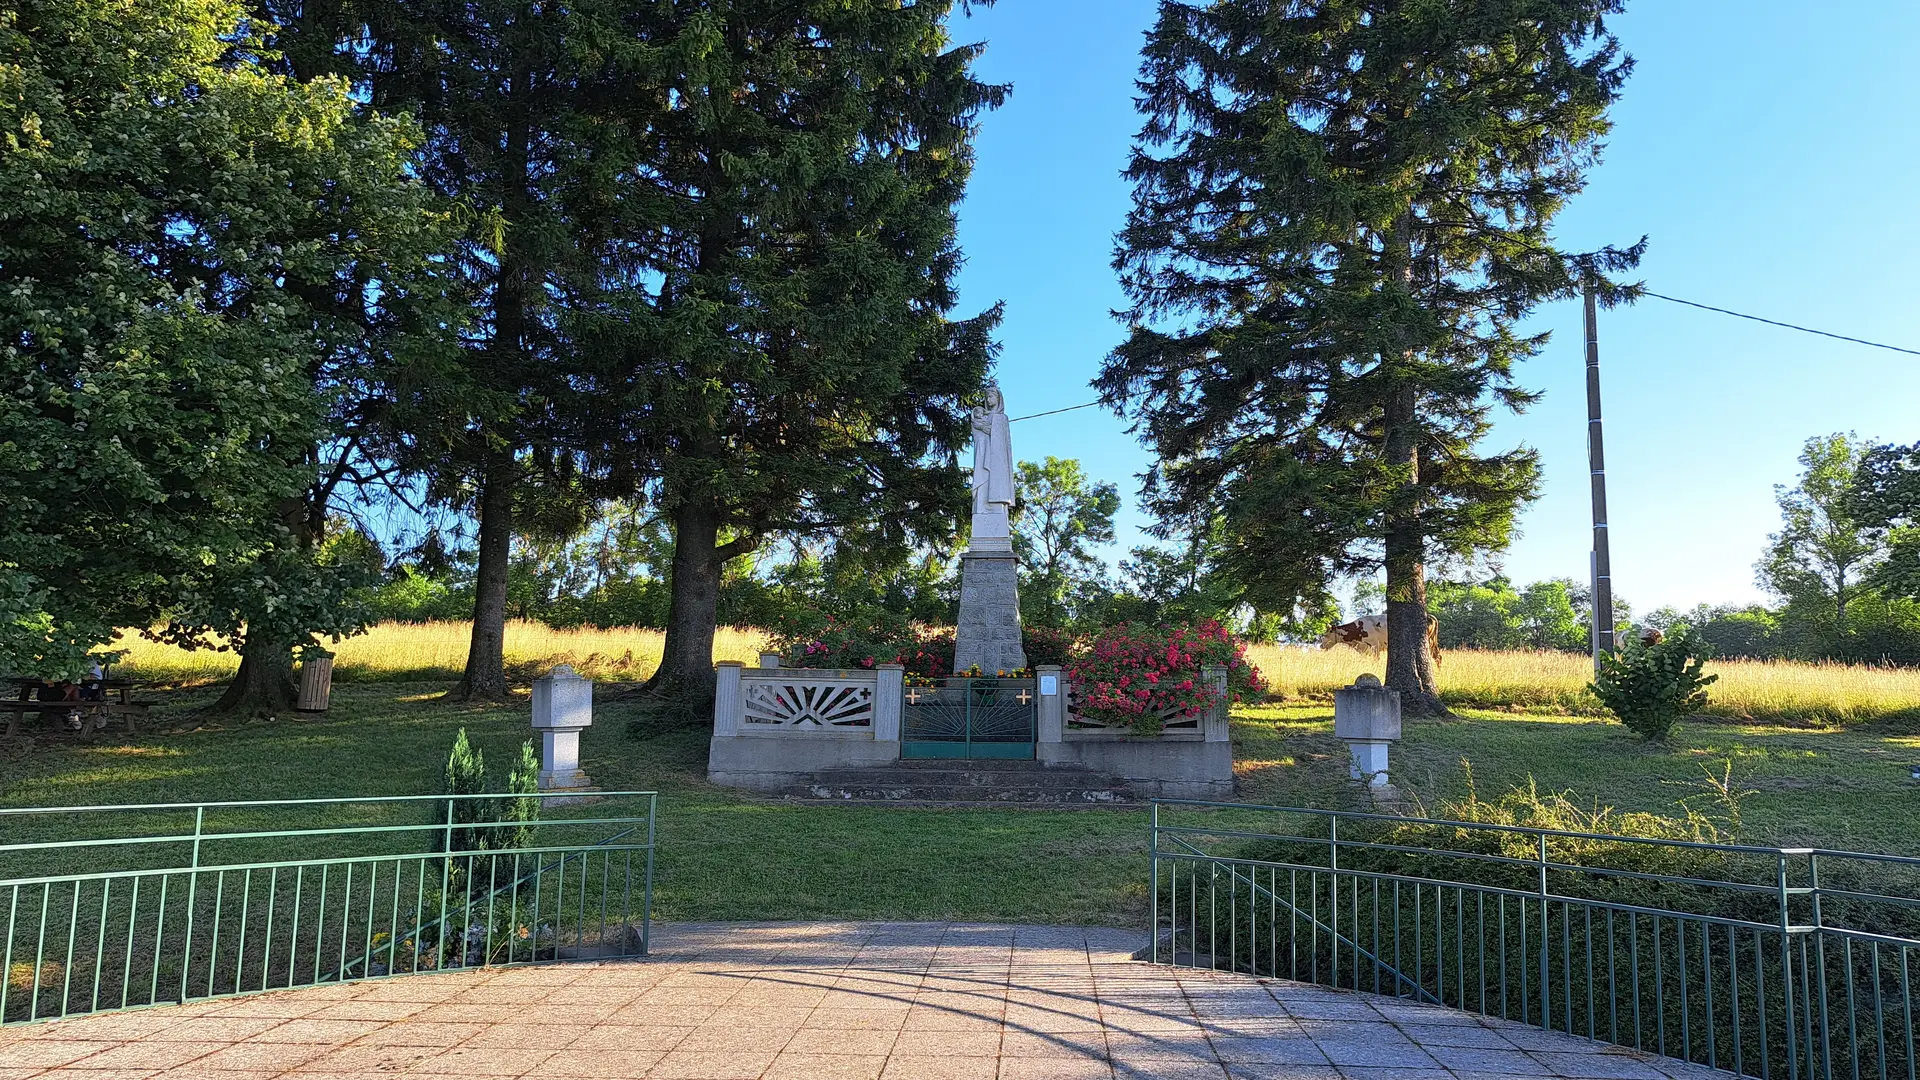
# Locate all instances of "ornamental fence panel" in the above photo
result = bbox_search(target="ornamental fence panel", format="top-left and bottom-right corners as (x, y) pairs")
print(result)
(1148, 800), (1920, 1080)
(740, 671), (877, 730)
(0, 791), (656, 1025)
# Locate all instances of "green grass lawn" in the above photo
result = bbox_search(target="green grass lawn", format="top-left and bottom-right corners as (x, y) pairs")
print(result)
(3, 685), (1917, 929)
(1235, 703), (1920, 854)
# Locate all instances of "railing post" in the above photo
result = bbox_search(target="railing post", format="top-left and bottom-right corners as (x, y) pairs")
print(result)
(642, 793), (655, 956)
(1149, 802), (1160, 964)
(440, 798), (454, 969)
(1778, 852), (1800, 1080)
(1809, 852), (1831, 1079)
(180, 805), (205, 1002)
(1538, 831), (1551, 1030)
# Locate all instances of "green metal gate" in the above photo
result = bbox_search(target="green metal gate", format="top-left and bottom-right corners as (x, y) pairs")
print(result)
(902, 677), (1037, 759)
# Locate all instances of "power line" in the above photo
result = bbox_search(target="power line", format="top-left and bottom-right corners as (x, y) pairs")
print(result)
(1009, 400), (1104, 423)
(1642, 291), (1920, 357)
(1008, 291), (1920, 425)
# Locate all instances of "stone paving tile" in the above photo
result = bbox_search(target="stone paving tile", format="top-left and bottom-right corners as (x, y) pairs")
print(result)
(764, 1052), (890, 1080)
(1525, 1051), (1671, 1079)
(881, 1055), (999, 1079)
(0, 921), (1747, 1080)
(1222, 1066), (1341, 1080)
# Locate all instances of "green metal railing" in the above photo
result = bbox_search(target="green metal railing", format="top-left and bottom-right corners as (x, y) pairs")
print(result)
(0, 791), (656, 1025)
(1150, 800), (1920, 1080)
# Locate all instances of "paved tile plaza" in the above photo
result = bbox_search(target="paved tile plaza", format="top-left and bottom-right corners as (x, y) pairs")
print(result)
(0, 922), (1734, 1079)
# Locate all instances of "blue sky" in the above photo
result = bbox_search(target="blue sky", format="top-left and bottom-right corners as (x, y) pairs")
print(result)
(946, 1), (1920, 614)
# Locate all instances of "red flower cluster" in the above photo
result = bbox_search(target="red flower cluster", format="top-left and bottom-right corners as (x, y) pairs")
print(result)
(1067, 621), (1268, 736)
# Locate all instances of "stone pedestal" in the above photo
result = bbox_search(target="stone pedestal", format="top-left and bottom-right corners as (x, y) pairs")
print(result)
(954, 550), (1027, 675)
(1333, 675), (1401, 788)
(532, 664), (593, 794)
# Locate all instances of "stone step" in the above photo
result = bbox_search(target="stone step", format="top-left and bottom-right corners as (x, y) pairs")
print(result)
(780, 759), (1136, 806)
(802, 767), (1112, 788)
(781, 781), (1132, 805)
(880, 758), (1072, 772)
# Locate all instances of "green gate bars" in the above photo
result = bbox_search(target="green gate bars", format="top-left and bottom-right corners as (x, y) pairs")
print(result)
(902, 676), (1038, 759)
(0, 791), (657, 1025)
(1150, 801), (1920, 1080)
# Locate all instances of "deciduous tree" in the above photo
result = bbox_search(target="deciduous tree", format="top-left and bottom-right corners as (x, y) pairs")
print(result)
(1, 0), (446, 693)
(1758, 433), (1886, 647)
(1012, 458), (1120, 628)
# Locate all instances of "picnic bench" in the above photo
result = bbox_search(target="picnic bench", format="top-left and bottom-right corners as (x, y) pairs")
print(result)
(4, 678), (152, 739)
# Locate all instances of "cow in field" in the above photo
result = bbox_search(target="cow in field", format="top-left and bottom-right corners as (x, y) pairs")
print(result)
(1319, 613), (1442, 666)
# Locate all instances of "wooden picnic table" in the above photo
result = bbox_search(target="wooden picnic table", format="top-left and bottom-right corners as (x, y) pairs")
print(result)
(3, 677), (149, 739)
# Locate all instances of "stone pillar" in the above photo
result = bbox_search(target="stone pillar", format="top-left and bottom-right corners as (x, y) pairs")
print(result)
(758, 652), (782, 669)
(1201, 665), (1231, 743)
(532, 664), (593, 792)
(874, 665), (904, 750)
(1333, 674), (1401, 788)
(713, 662), (745, 737)
(1035, 665), (1065, 745)
(954, 550), (1027, 675)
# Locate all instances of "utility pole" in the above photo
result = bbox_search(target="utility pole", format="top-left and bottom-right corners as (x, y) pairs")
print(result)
(1584, 280), (1614, 671)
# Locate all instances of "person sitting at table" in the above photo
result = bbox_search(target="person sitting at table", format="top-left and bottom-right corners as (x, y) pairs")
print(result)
(36, 677), (82, 729)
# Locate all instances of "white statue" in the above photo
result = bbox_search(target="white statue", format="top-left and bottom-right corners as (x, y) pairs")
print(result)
(969, 386), (1015, 550)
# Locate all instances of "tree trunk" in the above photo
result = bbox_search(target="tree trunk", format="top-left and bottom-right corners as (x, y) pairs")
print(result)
(454, 453), (514, 701)
(211, 638), (297, 715)
(642, 499), (724, 716)
(211, 493), (309, 716)
(1383, 383), (1446, 716)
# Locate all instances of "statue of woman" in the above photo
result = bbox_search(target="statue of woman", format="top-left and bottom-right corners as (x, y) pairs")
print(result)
(970, 386), (1015, 517)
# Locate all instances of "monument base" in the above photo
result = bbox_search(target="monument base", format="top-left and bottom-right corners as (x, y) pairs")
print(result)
(954, 549), (1027, 675)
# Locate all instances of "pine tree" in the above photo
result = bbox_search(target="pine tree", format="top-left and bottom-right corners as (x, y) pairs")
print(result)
(1102, 0), (1643, 713)
(579, 1), (1008, 710)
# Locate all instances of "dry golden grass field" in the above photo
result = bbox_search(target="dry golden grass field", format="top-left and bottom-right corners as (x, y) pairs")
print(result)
(110, 621), (770, 685)
(1247, 642), (1920, 726)
(103, 620), (1920, 726)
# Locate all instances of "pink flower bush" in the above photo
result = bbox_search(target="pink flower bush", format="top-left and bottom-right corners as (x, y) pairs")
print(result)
(1067, 621), (1268, 736)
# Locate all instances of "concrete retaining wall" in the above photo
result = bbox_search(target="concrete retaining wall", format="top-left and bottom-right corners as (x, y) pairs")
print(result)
(1038, 737), (1233, 799)
(707, 734), (902, 792)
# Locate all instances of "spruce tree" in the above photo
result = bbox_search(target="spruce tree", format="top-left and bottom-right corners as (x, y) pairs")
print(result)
(579, 1), (1007, 710)
(260, 0), (640, 700)
(1102, 0), (1643, 712)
